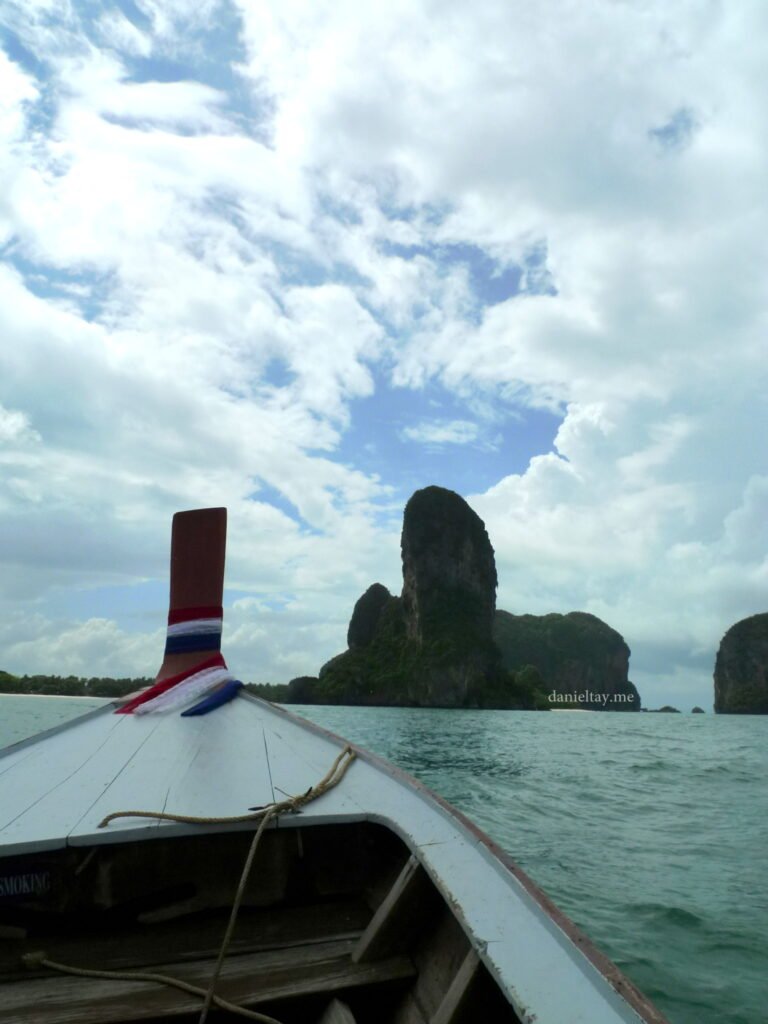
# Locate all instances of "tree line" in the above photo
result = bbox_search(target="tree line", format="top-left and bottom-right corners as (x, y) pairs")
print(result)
(0, 670), (150, 698)
(0, 669), (292, 702)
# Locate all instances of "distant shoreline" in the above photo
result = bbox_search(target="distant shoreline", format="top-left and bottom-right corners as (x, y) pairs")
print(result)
(0, 693), (110, 701)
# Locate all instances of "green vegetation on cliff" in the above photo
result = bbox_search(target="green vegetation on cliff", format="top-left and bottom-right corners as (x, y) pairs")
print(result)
(495, 610), (621, 665)
(494, 611), (640, 710)
(314, 594), (548, 708)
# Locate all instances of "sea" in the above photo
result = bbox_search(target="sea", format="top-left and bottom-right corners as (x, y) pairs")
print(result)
(1, 695), (766, 1024)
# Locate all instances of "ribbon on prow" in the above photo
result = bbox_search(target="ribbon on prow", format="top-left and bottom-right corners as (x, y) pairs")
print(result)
(117, 508), (240, 715)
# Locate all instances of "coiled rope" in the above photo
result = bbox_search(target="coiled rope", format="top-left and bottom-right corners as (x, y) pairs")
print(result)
(24, 745), (357, 1024)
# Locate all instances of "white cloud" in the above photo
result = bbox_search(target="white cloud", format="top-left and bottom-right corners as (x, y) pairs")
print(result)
(401, 419), (480, 447)
(0, 52), (39, 246)
(0, 404), (40, 445)
(0, 2), (767, 710)
(61, 52), (228, 129)
(1, 617), (162, 679)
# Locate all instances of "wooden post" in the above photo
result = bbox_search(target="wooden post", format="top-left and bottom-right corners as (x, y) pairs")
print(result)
(155, 508), (227, 682)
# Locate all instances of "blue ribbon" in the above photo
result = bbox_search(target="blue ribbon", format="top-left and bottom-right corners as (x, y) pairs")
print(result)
(181, 680), (243, 716)
(164, 633), (221, 655)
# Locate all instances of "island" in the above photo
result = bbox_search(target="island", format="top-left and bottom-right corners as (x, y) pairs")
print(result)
(714, 613), (768, 714)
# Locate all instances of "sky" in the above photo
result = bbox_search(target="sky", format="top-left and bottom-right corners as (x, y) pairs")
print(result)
(1, 1), (766, 711)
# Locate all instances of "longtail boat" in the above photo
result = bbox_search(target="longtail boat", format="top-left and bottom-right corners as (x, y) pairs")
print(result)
(0, 509), (669, 1024)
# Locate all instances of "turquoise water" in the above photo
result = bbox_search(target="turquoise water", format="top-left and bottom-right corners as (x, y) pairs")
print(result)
(1, 697), (766, 1024)
(0, 693), (109, 748)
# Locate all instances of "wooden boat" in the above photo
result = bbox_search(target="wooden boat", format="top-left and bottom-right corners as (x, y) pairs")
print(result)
(0, 509), (669, 1024)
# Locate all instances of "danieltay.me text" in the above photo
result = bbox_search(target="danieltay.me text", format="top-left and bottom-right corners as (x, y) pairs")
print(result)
(548, 691), (635, 706)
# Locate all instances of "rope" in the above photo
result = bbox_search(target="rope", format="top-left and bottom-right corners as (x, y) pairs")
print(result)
(27, 746), (357, 1024)
(97, 744), (356, 828)
(196, 749), (357, 1023)
(198, 809), (275, 1024)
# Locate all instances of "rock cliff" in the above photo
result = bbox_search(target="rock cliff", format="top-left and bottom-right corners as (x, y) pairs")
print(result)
(347, 583), (392, 648)
(399, 486), (500, 704)
(317, 486), (511, 706)
(400, 487), (497, 646)
(714, 613), (768, 713)
(493, 611), (641, 710)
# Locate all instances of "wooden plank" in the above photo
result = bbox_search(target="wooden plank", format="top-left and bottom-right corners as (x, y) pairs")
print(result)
(0, 713), (128, 851)
(153, 699), (273, 818)
(352, 855), (433, 964)
(1, 899), (371, 980)
(429, 949), (480, 1024)
(0, 704), (112, 766)
(0, 694), (276, 855)
(318, 997), (357, 1024)
(0, 941), (416, 1024)
(409, 907), (474, 1022)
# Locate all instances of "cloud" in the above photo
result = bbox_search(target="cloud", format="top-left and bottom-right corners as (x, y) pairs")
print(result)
(61, 51), (229, 130)
(0, 403), (40, 445)
(1, 616), (162, 679)
(401, 419), (479, 446)
(0, 1), (766, 711)
(400, 419), (496, 453)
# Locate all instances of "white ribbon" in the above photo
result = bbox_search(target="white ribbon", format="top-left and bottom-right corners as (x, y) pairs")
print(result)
(135, 666), (233, 715)
(166, 618), (223, 638)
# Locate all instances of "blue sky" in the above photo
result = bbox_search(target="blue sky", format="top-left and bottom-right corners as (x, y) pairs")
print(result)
(1, 1), (767, 710)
